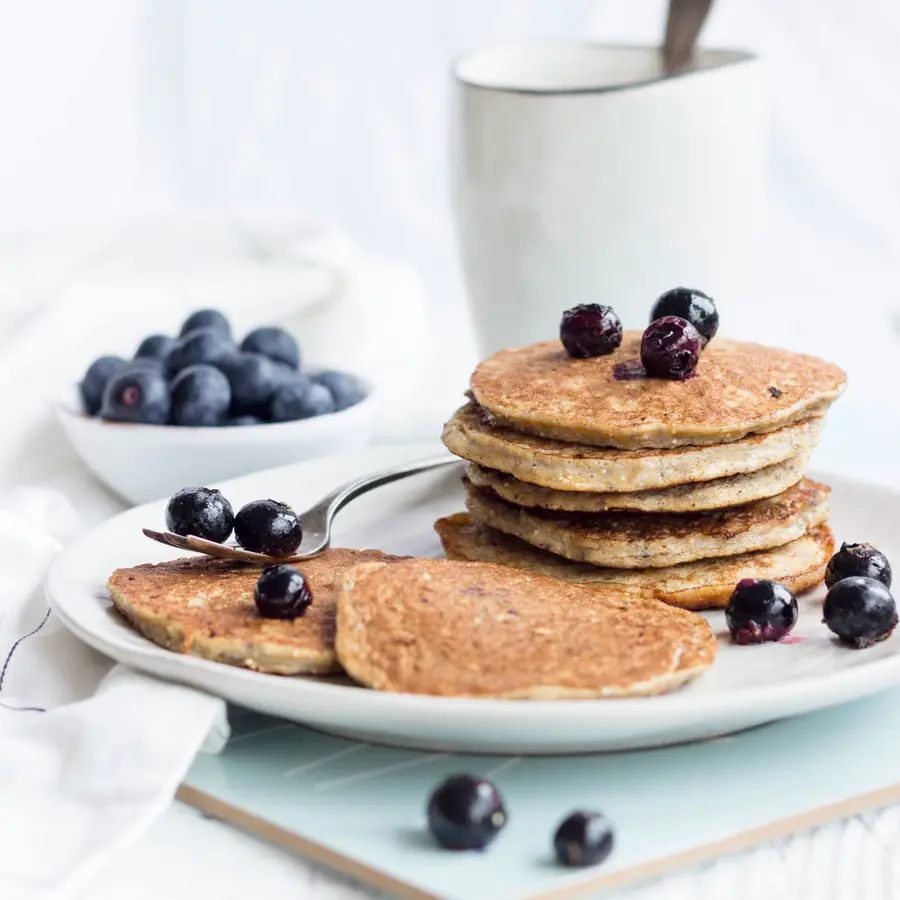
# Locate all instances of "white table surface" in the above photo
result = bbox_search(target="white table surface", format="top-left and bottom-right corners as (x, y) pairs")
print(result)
(7, 221), (900, 900)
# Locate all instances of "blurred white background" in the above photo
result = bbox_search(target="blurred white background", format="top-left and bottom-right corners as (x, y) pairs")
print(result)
(1, 0), (898, 465)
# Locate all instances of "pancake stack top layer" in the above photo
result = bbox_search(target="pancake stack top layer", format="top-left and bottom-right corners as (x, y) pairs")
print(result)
(439, 332), (846, 609)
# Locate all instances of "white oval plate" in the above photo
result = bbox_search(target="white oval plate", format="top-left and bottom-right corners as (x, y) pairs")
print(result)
(46, 444), (900, 754)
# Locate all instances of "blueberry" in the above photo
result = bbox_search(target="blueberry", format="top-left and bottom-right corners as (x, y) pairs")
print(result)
(241, 326), (300, 370)
(165, 487), (234, 543)
(224, 415), (263, 427)
(215, 352), (284, 413)
(823, 576), (898, 648)
(554, 811), (615, 868)
(427, 775), (507, 851)
(128, 356), (165, 372)
(559, 304), (623, 359)
(166, 327), (235, 378)
(135, 334), (175, 360)
(234, 499), (303, 557)
(254, 564), (312, 619)
(269, 379), (336, 422)
(640, 316), (701, 379)
(825, 542), (892, 589)
(726, 579), (798, 644)
(313, 370), (367, 412)
(80, 355), (127, 415)
(650, 288), (719, 346)
(179, 308), (231, 338)
(99, 367), (171, 425)
(170, 364), (232, 427)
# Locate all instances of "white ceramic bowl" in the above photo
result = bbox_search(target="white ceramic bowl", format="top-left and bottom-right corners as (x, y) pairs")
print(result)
(55, 378), (379, 505)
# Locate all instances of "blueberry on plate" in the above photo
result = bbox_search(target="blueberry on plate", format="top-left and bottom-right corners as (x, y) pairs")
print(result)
(725, 578), (797, 644)
(640, 316), (701, 380)
(254, 564), (312, 619)
(269, 378), (336, 422)
(165, 486), (234, 543)
(240, 326), (301, 370)
(215, 352), (283, 413)
(553, 811), (615, 868)
(224, 414), (263, 427)
(559, 304), (623, 359)
(825, 542), (892, 589)
(165, 327), (235, 378)
(313, 370), (367, 412)
(135, 333), (175, 360)
(823, 576), (898, 648)
(649, 287), (719, 346)
(179, 308), (231, 338)
(99, 367), (171, 425)
(170, 364), (232, 427)
(234, 499), (303, 557)
(427, 774), (507, 851)
(80, 355), (127, 415)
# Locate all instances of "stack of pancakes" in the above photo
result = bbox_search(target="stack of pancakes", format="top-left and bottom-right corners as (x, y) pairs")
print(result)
(437, 333), (847, 609)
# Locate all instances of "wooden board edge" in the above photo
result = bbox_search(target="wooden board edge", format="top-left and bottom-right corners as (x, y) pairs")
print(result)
(175, 784), (443, 900)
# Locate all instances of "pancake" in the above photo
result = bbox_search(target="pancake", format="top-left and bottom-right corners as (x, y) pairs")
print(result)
(466, 454), (808, 513)
(335, 558), (715, 698)
(442, 404), (823, 493)
(464, 478), (830, 569)
(108, 548), (404, 675)
(470, 334), (846, 449)
(435, 514), (833, 610)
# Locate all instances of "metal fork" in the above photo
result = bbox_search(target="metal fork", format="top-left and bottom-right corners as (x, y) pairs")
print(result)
(143, 453), (461, 564)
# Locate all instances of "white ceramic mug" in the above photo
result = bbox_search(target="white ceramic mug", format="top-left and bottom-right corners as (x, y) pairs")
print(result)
(451, 42), (763, 357)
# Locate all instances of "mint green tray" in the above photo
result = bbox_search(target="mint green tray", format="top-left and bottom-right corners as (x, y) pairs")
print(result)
(179, 688), (900, 900)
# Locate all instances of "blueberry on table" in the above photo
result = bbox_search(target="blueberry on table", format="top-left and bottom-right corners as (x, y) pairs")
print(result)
(559, 304), (623, 359)
(165, 486), (234, 543)
(99, 367), (171, 425)
(313, 370), (367, 412)
(554, 811), (615, 868)
(135, 334), (175, 360)
(269, 379), (336, 422)
(726, 579), (797, 644)
(215, 352), (283, 412)
(80, 355), (127, 415)
(825, 542), (892, 589)
(234, 499), (303, 557)
(649, 287), (719, 346)
(427, 774), (507, 851)
(823, 576), (898, 648)
(170, 364), (232, 427)
(240, 326), (301, 370)
(166, 327), (235, 378)
(254, 564), (312, 619)
(179, 308), (231, 338)
(640, 316), (701, 380)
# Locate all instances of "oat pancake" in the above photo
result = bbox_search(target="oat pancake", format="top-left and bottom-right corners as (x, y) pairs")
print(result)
(436, 514), (833, 610)
(470, 334), (846, 449)
(443, 404), (823, 493)
(108, 548), (403, 675)
(464, 478), (830, 569)
(335, 558), (715, 698)
(466, 454), (808, 513)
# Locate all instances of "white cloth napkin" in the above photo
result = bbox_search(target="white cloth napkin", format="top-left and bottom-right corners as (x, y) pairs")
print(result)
(0, 214), (453, 899)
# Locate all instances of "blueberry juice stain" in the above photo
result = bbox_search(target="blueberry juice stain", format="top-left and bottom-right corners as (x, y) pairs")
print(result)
(613, 359), (698, 381)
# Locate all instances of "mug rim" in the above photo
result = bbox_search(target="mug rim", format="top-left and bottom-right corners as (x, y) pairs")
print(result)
(452, 40), (757, 96)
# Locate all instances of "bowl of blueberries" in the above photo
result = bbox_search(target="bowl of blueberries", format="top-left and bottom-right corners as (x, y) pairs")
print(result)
(57, 308), (377, 504)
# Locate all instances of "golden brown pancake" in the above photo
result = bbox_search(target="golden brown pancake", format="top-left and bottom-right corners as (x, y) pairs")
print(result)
(464, 478), (830, 568)
(442, 403), (823, 492)
(108, 548), (404, 675)
(335, 558), (715, 698)
(469, 334), (846, 449)
(435, 514), (833, 610)
(465, 455), (808, 513)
